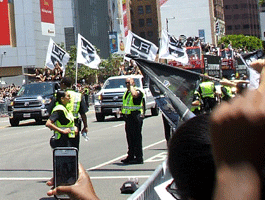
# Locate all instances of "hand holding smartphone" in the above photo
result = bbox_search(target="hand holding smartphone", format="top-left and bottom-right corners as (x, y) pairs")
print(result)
(53, 147), (78, 199)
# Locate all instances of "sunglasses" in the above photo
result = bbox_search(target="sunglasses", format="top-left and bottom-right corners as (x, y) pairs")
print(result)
(125, 81), (130, 84)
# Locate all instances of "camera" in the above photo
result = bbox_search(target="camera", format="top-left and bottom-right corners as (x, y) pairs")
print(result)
(53, 147), (78, 199)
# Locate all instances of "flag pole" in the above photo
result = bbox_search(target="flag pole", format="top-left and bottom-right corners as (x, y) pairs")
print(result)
(75, 62), (78, 86)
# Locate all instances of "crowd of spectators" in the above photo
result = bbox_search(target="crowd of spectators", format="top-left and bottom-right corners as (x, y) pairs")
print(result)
(25, 62), (63, 82)
(118, 60), (143, 76)
(0, 84), (20, 103)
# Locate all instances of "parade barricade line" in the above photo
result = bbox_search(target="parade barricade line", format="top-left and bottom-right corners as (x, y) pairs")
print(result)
(127, 160), (172, 200)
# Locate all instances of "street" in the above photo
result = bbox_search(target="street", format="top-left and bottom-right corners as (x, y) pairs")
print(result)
(0, 109), (167, 200)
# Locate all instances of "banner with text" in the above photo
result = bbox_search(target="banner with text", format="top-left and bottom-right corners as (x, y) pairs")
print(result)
(40, 0), (55, 36)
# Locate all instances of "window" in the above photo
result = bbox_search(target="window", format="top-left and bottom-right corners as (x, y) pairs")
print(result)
(243, 24), (249, 29)
(235, 25), (241, 30)
(227, 25), (232, 30)
(139, 19), (144, 27)
(234, 14), (240, 19)
(146, 5), (151, 13)
(146, 18), (152, 26)
(241, 3), (247, 8)
(147, 31), (153, 38)
(140, 32), (146, 38)
(138, 6), (144, 14)
(225, 5), (230, 9)
(263, 32), (265, 37)
(225, 15), (231, 20)
(233, 4), (238, 9)
(242, 14), (248, 19)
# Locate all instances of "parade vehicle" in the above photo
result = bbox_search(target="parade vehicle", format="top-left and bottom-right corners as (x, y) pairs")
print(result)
(168, 46), (205, 74)
(220, 48), (237, 79)
(8, 81), (59, 126)
(94, 75), (159, 122)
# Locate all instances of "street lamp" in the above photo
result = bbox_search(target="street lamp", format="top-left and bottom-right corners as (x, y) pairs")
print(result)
(166, 17), (175, 33)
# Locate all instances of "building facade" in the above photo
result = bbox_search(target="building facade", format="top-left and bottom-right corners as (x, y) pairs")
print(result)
(129, 0), (161, 47)
(160, 0), (224, 46)
(259, 2), (265, 40)
(0, 0), (73, 85)
(223, 0), (261, 37)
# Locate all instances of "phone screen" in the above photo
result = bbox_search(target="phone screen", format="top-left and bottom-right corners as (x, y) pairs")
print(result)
(53, 148), (78, 199)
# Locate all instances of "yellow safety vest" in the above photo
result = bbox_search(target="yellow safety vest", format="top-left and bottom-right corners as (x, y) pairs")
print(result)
(222, 85), (233, 98)
(199, 82), (215, 98)
(122, 87), (144, 115)
(66, 90), (82, 119)
(52, 104), (75, 139)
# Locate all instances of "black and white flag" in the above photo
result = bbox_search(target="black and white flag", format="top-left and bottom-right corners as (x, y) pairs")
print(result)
(159, 30), (188, 64)
(239, 50), (265, 89)
(76, 34), (101, 69)
(125, 30), (158, 61)
(45, 38), (70, 70)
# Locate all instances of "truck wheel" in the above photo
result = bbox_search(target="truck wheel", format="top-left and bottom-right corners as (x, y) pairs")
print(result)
(96, 113), (105, 122)
(10, 118), (19, 126)
(151, 104), (159, 116)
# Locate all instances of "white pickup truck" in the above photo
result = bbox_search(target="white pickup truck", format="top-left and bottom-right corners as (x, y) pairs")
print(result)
(94, 75), (159, 122)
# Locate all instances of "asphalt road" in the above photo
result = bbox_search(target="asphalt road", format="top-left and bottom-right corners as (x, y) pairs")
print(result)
(0, 109), (167, 200)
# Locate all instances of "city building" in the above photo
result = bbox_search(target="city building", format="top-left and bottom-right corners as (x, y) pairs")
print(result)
(259, 2), (265, 40)
(160, 0), (225, 46)
(223, 0), (261, 38)
(0, 0), (74, 85)
(129, 0), (161, 47)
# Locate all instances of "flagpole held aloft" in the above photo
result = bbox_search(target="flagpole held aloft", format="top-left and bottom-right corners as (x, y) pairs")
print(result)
(75, 62), (78, 86)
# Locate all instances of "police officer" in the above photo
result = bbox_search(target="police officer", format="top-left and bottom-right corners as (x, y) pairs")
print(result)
(46, 91), (78, 148)
(60, 77), (89, 150)
(121, 77), (144, 164)
(191, 90), (202, 115)
(198, 80), (217, 112)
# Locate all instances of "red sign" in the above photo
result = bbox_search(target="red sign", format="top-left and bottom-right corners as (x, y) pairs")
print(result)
(40, 0), (54, 24)
(0, 0), (11, 45)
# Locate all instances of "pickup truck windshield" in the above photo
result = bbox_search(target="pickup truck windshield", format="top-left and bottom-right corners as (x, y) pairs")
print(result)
(104, 78), (141, 89)
(17, 83), (54, 96)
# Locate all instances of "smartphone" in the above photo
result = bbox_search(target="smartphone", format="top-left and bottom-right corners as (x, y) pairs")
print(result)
(53, 147), (78, 199)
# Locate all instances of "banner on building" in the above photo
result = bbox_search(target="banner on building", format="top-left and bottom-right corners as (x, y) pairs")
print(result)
(0, 0), (11, 45)
(76, 33), (101, 69)
(45, 38), (70, 70)
(159, 30), (188, 64)
(125, 31), (158, 61)
(109, 32), (118, 54)
(40, 0), (55, 36)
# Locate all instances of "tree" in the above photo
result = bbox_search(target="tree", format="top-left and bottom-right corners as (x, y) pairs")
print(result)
(218, 35), (263, 51)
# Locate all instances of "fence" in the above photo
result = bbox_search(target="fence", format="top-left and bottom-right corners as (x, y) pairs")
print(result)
(128, 160), (172, 200)
(0, 100), (9, 117)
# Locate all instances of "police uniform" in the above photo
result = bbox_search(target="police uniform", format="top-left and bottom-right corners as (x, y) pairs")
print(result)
(198, 81), (217, 112)
(49, 104), (76, 148)
(65, 89), (88, 149)
(221, 85), (233, 102)
(121, 87), (144, 164)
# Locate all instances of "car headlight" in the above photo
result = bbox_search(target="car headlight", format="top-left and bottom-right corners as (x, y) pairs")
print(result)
(42, 98), (52, 104)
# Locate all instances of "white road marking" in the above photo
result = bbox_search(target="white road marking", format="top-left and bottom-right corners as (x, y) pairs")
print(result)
(0, 175), (150, 181)
(113, 123), (124, 128)
(88, 139), (166, 171)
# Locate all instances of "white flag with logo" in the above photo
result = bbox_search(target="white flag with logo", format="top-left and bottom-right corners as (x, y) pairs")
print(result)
(159, 30), (188, 64)
(77, 34), (101, 69)
(125, 30), (158, 61)
(45, 38), (70, 71)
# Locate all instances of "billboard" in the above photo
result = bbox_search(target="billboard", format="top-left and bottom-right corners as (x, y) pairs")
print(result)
(0, 0), (11, 45)
(40, 0), (55, 36)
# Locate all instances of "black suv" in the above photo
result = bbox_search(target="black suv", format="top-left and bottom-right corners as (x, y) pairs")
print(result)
(8, 82), (59, 126)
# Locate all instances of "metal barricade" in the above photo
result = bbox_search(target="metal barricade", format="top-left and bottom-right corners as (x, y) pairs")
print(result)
(128, 160), (172, 200)
(0, 100), (9, 117)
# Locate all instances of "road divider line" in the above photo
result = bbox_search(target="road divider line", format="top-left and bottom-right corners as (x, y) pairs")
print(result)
(0, 175), (150, 181)
(88, 139), (166, 171)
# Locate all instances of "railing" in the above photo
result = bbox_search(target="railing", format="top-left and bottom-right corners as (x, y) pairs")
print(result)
(128, 160), (172, 200)
(0, 100), (9, 117)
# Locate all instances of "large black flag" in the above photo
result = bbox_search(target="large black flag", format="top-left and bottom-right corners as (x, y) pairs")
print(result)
(129, 56), (201, 123)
